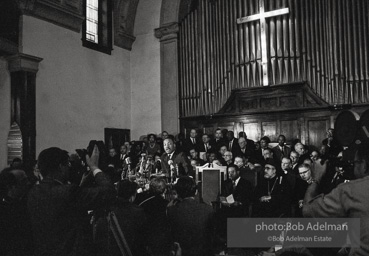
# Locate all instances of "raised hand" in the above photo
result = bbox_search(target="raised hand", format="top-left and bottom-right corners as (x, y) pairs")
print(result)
(86, 145), (99, 172)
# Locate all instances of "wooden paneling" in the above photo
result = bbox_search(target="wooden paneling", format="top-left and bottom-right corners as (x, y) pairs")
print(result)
(280, 120), (300, 142)
(244, 122), (260, 142)
(261, 121), (277, 141)
(306, 118), (330, 148)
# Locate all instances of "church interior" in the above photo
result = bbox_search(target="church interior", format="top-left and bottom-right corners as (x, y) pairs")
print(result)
(1, 0), (369, 255)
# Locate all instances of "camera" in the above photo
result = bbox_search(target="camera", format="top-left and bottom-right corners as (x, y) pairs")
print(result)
(76, 140), (107, 171)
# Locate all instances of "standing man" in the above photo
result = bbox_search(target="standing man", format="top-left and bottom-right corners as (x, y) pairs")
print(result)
(238, 137), (254, 161)
(168, 177), (215, 256)
(185, 128), (200, 153)
(161, 137), (191, 180)
(212, 128), (225, 152)
(273, 135), (291, 161)
(226, 131), (241, 156)
(27, 146), (115, 256)
(303, 144), (369, 255)
(198, 134), (214, 154)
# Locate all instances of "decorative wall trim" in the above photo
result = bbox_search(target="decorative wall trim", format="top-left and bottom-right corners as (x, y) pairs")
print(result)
(7, 53), (43, 73)
(218, 82), (329, 116)
(155, 22), (179, 41)
(113, 0), (138, 51)
(17, 0), (84, 32)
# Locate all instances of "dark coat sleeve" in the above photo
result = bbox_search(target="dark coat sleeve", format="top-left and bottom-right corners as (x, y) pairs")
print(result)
(74, 172), (115, 210)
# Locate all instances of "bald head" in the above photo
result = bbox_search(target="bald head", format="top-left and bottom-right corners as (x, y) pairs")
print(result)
(238, 137), (246, 149)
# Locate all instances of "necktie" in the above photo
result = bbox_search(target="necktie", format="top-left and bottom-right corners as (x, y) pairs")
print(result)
(192, 138), (196, 144)
(205, 144), (208, 152)
(229, 141), (232, 150)
(232, 181), (236, 190)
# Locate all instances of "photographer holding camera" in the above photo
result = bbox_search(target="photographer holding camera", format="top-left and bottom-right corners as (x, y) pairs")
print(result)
(303, 143), (369, 256)
(27, 145), (115, 256)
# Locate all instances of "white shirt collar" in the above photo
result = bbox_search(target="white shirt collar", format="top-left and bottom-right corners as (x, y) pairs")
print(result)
(234, 176), (241, 186)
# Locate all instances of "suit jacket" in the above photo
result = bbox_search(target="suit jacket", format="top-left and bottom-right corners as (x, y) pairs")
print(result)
(161, 150), (191, 178)
(272, 145), (291, 161)
(211, 138), (226, 152)
(107, 155), (120, 169)
(139, 195), (171, 254)
(238, 146), (255, 160)
(167, 198), (214, 256)
(222, 177), (253, 208)
(184, 137), (201, 152)
(94, 200), (147, 256)
(303, 176), (369, 256)
(227, 138), (241, 156)
(197, 142), (216, 153)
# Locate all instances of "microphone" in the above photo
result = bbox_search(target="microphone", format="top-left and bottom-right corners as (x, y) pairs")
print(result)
(168, 160), (175, 171)
(168, 160), (176, 182)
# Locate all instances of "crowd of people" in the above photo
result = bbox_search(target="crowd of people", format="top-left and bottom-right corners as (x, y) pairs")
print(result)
(0, 127), (368, 256)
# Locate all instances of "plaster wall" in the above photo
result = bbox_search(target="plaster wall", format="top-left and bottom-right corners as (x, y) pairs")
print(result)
(130, 0), (162, 139)
(22, 15), (131, 156)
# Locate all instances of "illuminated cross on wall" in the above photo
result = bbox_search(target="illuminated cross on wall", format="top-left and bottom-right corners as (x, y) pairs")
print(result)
(237, 0), (289, 86)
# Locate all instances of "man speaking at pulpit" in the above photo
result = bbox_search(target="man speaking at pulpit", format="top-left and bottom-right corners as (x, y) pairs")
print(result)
(161, 137), (191, 181)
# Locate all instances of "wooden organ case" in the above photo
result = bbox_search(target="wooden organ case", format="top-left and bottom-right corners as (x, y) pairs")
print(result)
(178, 0), (369, 147)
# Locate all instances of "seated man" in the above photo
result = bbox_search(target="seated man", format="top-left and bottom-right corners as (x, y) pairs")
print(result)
(189, 147), (205, 166)
(167, 177), (215, 256)
(221, 164), (253, 217)
(234, 156), (257, 188)
(253, 159), (292, 217)
(27, 146), (115, 256)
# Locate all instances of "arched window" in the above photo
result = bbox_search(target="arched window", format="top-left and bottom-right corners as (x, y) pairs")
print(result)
(82, 0), (112, 54)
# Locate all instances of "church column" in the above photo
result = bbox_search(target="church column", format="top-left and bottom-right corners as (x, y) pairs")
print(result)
(155, 22), (180, 135)
(6, 53), (43, 171)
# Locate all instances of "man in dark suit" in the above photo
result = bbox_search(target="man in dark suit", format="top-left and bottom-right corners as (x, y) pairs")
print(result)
(161, 137), (191, 180)
(238, 137), (255, 160)
(94, 180), (146, 256)
(107, 148), (120, 170)
(139, 178), (171, 255)
(273, 135), (291, 162)
(211, 128), (225, 152)
(27, 146), (115, 256)
(226, 131), (241, 156)
(184, 128), (200, 153)
(198, 134), (215, 154)
(221, 165), (253, 217)
(322, 128), (343, 156)
(167, 177), (215, 256)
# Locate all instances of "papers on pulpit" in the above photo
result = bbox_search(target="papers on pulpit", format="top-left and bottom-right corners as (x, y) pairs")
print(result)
(226, 194), (235, 204)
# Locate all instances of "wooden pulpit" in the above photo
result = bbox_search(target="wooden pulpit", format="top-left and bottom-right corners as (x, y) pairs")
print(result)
(196, 163), (227, 205)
